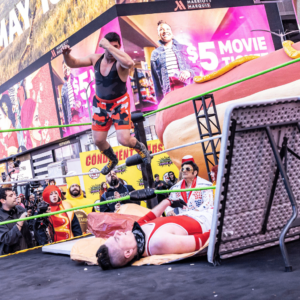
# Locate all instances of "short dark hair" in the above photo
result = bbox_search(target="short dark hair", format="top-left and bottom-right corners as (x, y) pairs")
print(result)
(96, 244), (113, 270)
(154, 174), (159, 178)
(181, 161), (199, 176)
(157, 20), (170, 28)
(0, 187), (13, 207)
(104, 32), (121, 46)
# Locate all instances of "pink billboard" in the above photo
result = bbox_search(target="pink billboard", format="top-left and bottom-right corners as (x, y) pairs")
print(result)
(0, 64), (61, 159)
(120, 5), (275, 112)
(51, 18), (135, 138)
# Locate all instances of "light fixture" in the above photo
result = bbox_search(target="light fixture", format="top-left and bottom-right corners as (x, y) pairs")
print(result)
(134, 51), (138, 53)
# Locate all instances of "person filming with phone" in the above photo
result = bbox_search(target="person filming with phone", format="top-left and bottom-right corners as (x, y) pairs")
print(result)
(99, 170), (139, 213)
(0, 187), (33, 255)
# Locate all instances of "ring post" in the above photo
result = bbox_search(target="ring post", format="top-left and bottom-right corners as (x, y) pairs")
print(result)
(132, 111), (158, 209)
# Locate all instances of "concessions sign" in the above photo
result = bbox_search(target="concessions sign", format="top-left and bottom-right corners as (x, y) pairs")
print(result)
(80, 140), (179, 201)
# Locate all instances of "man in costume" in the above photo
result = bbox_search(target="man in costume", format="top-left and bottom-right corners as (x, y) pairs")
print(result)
(165, 155), (213, 217)
(96, 190), (212, 270)
(65, 175), (94, 215)
(62, 32), (151, 175)
(42, 185), (82, 242)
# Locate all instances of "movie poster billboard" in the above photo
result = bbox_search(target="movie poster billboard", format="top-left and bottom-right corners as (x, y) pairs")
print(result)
(80, 139), (179, 202)
(0, 64), (61, 159)
(120, 5), (275, 112)
(0, 0), (114, 85)
(51, 17), (135, 138)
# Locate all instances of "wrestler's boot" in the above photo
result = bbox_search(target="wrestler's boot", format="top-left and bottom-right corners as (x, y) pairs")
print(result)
(132, 140), (151, 164)
(100, 146), (119, 175)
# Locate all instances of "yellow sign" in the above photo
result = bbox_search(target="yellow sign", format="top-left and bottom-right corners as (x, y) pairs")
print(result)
(80, 140), (179, 201)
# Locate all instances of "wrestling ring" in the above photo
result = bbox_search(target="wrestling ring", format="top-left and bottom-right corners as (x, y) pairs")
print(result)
(1, 56), (300, 299)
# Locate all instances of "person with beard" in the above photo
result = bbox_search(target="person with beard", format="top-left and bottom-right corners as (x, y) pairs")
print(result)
(43, 185), (82, 242)
(65, 175), (94, 216)
(99, 170), (138, 213)
(0, 187), (33, 255)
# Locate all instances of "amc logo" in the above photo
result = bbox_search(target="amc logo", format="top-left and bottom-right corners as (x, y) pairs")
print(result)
(174, 0), (186, 11)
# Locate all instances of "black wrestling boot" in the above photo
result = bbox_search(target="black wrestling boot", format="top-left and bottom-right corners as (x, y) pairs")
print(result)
(100, 146), (119, 175)
(133, 141), (151, 164)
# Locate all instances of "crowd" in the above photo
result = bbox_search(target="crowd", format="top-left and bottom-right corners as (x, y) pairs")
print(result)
(0, 156), (218, 259)
(0, 172), (87, 255)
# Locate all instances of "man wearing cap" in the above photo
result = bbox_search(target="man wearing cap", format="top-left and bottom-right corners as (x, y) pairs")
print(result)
(165, 155), (214, 233)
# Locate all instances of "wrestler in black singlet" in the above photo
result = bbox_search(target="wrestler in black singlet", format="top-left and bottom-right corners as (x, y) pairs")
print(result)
(94, 55), (127, 100)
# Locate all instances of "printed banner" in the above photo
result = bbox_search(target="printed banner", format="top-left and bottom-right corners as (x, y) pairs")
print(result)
(80, 139), (179, 201)
(0, 64), (61, 158)
(50, 18), (136, 138)
(121, 5), (275, 112)
(0, 0), (114, 85)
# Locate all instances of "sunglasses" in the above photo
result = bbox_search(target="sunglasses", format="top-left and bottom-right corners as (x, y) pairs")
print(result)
(181, 166), (193, 172)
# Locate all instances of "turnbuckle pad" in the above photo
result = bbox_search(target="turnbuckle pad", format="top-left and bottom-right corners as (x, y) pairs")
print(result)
(125, 152), (152, 166)
(130, 188), (155, 201)
(131, 112), (145, 123)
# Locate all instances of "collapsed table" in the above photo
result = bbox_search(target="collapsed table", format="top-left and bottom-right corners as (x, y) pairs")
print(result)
(208, 96), (300, 272)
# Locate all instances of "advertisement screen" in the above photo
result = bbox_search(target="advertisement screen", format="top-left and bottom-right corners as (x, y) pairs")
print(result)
(0, 64), (61, 158)
(0, 0), (114, 85)
(121, 5), (275, 112)
(50, 18), (133, 138)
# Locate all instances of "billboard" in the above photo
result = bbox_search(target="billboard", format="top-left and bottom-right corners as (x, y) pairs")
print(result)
(50, 18), (135, 138)
(0, 2), (280, 160)
(0, 64), (60, 158)
(0, 0), (114, 85)
(80, 139), (179, 201)
(121, 5), (275, 112)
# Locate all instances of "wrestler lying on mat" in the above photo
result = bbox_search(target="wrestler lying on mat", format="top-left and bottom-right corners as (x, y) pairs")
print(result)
(96, 189), (213, 270)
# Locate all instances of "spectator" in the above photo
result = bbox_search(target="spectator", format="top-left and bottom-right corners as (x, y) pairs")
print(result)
(93, 182), (108, 212)
(99, 182), (108, 198)
(16, 194), (25, 209)
(19, 193), (25, 206)
(165, 155), (213, 217)
(43, 185), (82, 241)
(166, 171), (178, 188)
(99, 170), (137, 213)
(49, 179), (56, 186)
(210, 165), (218, 198)
(154, 174), (169, 203)
(0, 187), (33, 255)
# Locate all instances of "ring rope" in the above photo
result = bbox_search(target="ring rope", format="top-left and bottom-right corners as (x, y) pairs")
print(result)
(0, 57), (299, 134)
(0, 187), (215, 226)
(0, 135), (221, 186)
(143, 56), (300, 117)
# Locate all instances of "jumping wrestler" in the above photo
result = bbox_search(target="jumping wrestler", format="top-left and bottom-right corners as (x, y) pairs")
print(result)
(62, 32), (151, 175)
(96, 193), (211, 270)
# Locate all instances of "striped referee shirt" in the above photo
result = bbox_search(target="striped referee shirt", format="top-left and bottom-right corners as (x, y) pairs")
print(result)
(164, 46), (179, 77)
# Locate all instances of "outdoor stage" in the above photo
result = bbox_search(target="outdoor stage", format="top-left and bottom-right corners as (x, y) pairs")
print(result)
(2, 240), (300, 300)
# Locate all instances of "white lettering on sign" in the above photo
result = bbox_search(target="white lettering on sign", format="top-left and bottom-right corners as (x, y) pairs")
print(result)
(1, 0), (62, 50)
(189, 37), (270, 71)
